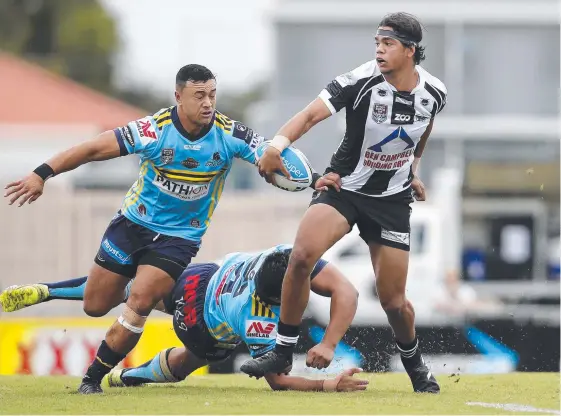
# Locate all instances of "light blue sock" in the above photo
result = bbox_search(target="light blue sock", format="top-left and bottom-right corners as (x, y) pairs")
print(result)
(45, 277), (87, 300)
(121, 349), (179, 385)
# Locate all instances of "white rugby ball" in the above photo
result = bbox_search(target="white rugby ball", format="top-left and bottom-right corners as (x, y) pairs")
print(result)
(255, 142), (313, 192)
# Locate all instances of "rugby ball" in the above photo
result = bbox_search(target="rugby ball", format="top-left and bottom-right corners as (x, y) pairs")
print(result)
(255, 142), (313, 192)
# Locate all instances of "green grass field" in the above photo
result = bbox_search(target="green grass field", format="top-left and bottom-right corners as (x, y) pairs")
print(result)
(0, 373), (558, 415)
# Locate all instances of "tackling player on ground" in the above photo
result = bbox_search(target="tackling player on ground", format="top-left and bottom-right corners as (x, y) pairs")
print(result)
(0, 246), (367, 393)
(3, 64), (334, 394)
(243, 13), (447, 393)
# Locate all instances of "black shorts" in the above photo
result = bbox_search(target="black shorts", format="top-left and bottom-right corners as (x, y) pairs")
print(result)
(163, 263), (238, 362)
(310, 188), (414, 251)
(94, 212), (199, 280)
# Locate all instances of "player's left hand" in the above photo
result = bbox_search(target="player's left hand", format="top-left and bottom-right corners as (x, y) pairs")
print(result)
(315, 172), (342, 192)
(323, 368), (369, 392)
(306, 343), (335, 369)
(411, 175), (426, 201)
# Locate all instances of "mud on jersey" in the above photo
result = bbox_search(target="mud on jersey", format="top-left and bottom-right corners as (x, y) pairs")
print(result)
(113, 107), (263, 242)
(319, 61), (447, 197)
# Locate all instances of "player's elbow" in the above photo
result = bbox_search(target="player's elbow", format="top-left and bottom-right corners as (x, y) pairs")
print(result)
(265, 374), (288, 391)
(268, 381), (288, 391)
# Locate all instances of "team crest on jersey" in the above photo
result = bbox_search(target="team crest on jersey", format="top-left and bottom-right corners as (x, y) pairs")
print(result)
(160, 148), (174, 165)
(377, 88), (388, 97)
(205, 152), (223, 167)
(181, 158), (200, 168)
(421, 98), (430, 107)
(372, 104), (388, 124)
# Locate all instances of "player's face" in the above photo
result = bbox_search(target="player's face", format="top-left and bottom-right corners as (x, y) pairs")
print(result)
(175, 80), (217, 126)
(375, 26), (415, 74)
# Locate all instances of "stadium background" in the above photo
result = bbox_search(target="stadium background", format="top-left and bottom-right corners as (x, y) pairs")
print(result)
(0, 0), (559, 378)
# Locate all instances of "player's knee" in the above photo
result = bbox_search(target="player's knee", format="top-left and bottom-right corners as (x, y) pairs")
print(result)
(380, 295), (407, 316)
(126, 292), (159, 316)
(82, 300), (111, 317)
(288, 247), (318, 278)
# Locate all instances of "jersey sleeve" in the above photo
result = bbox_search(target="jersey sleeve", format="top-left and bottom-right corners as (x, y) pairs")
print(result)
(229, 121), (265, 165)
(113, 115), (160, 158)
(318, 60), (376, 115)
(425, 80), (448, 118)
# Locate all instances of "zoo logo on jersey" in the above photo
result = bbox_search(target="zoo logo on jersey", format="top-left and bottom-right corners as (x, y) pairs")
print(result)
(153, 175), (210, 201)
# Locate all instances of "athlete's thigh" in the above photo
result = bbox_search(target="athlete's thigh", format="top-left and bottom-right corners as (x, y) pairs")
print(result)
(369, 243), (409, 301)
(83, 263), (130, 308)
(127, 265), (176, 314)
(298, 189), (356, 259)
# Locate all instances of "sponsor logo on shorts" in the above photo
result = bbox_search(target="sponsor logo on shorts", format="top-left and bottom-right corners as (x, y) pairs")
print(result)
(381, 229), (410, 246)
(154, 175), (210, 201)
(101, 239), (131, 264)
(245, 320), (276, 339)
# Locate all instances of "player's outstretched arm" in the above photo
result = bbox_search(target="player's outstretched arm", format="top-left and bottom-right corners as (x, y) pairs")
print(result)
(264, 368), (368, 392)
(306, 263), (359, 369)
(4, 130), (122, 206)
(257, 98), (332, 181)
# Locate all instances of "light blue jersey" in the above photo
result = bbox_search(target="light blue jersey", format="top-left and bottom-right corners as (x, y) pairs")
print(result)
(204, 245), (328, 357)
(114, 106), (263, 243)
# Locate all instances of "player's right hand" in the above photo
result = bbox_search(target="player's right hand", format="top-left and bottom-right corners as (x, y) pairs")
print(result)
(4, 173), (45, 207)
(323, 368), (369, 392)
(314, 172), (342, 192)
(257, 146), (290, 184)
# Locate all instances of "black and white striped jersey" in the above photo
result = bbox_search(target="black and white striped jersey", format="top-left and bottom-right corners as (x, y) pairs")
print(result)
(318, 60), (447, 197)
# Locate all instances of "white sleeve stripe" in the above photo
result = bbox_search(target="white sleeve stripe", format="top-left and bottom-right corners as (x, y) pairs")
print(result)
(318, 90), (337, 115)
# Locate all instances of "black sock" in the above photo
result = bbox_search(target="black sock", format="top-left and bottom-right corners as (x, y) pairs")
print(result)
(396, 336), (420, 361)
(274, 321), (299, 354)
(82, 340), (127, 384)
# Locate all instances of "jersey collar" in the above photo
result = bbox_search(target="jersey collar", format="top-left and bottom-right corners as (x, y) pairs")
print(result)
(172, 106), (216, 142)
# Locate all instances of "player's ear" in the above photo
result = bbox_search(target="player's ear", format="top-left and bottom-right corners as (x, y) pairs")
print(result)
(174, 90), (181, 104)
(407, 45), (415, 59)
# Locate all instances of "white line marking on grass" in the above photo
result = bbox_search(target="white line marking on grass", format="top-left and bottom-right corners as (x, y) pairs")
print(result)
(467, 401), (560, 414)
